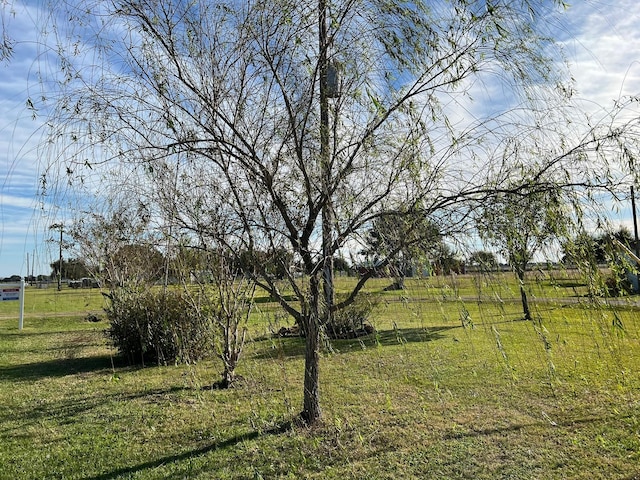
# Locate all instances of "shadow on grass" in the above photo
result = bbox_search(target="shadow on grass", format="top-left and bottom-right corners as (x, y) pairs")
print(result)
(373, 326), (457, 345)
(545, 279), (588, 289)
(0, 384), (196, 432)
(0, 328), (100, 339)
(253, 294), (298, 304)
(253, 326), (457, 360)
(442, 412), (638, 441)
(0, 354), (120, 382)
(84, 422), (292, 480)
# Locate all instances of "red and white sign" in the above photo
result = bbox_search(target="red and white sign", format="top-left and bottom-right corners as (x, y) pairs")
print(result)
(1, 280), (25, 330)
(1, 286), (20, 301)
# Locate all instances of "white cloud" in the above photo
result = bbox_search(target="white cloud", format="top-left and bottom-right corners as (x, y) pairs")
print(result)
(564, 1), (640, 104)
(0, 193), (37, 209)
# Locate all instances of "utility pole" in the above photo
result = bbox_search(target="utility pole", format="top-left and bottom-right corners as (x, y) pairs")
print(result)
(319, 0), (334, 326)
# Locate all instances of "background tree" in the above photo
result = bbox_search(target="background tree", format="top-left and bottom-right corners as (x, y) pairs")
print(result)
(476, 186), (571, 320)
(467, 251), (499, 273)
(43, 0), (638, 426)
(431, 243), (465, 276)
(166, 244), (211, 284)
(562, 227), (635, 266)
(333, 256), (351, 274)
(562, 226), (638, 296)
(69, 202), (163, 290)
(360, 211), (442, 289)
(50, 258), (90, 281)
(232, 248), (294, 281)
(113, 244), (165, 285)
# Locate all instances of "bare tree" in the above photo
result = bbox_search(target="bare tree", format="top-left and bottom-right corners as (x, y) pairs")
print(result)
(179, 251), (256, 388)
(42, 0), (640, 425)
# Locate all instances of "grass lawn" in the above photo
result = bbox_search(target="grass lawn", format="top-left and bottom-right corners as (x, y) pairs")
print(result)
(1, 273), (640, 479)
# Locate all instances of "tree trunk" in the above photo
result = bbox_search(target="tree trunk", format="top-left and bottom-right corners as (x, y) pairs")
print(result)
(319, 0), (334, 328)
(516, 267), (531, 320)
(519, 284), (531, 320)
(220, 350), (237, 388)
(301, 316), (321, 425)
(221, 365), (235, 388)
(301, 279), (322, 425)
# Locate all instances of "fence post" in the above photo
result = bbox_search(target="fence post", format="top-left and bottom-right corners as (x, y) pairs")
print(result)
(18, 277), (25, 331)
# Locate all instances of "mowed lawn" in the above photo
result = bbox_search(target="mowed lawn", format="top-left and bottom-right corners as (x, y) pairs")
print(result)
(1, 272), (640, 479)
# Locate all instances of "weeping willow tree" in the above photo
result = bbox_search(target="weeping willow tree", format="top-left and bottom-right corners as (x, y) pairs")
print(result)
(39, 0), (640, 425)
(476, 185), (572, 320)
(359, 210), (443, 289)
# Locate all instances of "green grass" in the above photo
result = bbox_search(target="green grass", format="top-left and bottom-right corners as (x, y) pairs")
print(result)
(1, 274), (640, 479)
(0, 285), (105, 321)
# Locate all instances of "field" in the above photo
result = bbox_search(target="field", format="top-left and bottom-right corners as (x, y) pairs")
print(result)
(1, 271), (640, 479)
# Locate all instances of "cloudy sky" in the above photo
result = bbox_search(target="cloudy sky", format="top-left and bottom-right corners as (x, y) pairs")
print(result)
(1, 0), (640, 278)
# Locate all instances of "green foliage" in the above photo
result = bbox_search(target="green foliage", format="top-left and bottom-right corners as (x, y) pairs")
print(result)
(604, 273), (633, 297)
(170, 247), (294, 282)
(360, 211), (442, 278)
(43, 0), (622, 426)
(563, 227), (635, 266)
(467, 250), (499, 272)
(563, 230), (605, 267)
(70, 205), (166, 288)
(333, 256), (351, 273)
(50, 257), (90, 280)
(327, 293), (378, 339)
(431, 243), (465, 275)
(477, 186), (573, 319)
(105, 288), (212, 365)
(113, 244), (166, 284)
(232, 248), (293, 280)
(477, 187), (570, 273)
(562, 227), (639, 297)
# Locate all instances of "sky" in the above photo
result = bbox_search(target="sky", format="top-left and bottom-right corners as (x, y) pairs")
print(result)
(1, 0), (640, 278)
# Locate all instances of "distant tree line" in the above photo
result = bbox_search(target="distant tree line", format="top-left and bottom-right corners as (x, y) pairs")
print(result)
(52, 226), (638, 288)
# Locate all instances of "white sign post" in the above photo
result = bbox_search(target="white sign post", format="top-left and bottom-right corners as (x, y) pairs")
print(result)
(1, 278), (25, 330)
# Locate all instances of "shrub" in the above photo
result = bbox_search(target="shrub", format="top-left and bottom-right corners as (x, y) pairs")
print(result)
(105, 288), (213, 365)
(326, 293), (377, 339)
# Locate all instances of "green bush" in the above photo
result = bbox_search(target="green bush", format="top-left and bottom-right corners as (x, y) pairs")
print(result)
(105, 288), (213, 365)
(326, 293), (377, 339)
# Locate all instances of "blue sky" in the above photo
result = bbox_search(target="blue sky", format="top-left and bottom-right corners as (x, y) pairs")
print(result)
(1, 0), (640, 278)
